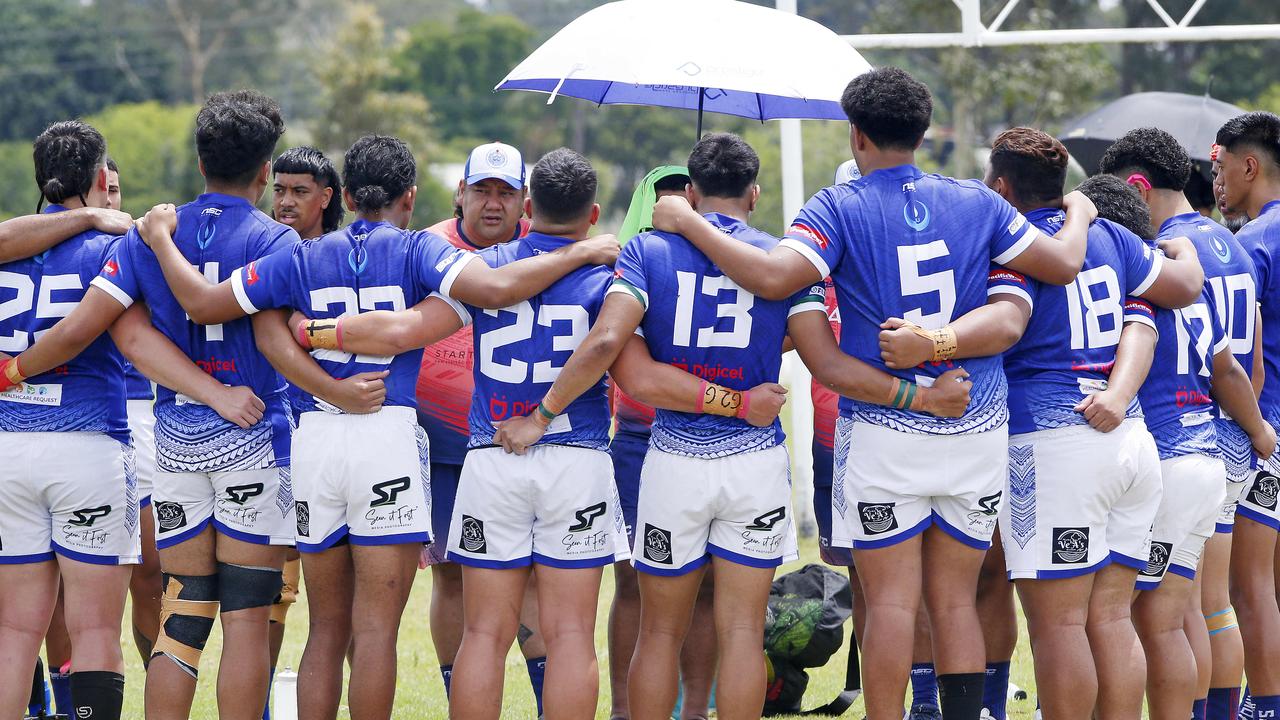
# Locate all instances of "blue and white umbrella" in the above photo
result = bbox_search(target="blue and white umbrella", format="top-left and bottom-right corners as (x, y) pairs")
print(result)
(495, 0), (871, 136)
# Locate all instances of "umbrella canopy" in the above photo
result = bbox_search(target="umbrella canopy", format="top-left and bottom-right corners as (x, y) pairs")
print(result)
(495, 0), (871, 125)
(1061, 91), (1246, 180)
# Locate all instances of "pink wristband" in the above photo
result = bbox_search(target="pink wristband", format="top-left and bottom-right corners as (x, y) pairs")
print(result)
(295, 320), (312, 350)
(696, 379), (708, 414)
(335, 318), (345, 352)
(735, 389), (751, 419)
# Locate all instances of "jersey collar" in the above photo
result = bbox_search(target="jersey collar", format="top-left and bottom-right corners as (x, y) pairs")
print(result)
(521, 231), (575, 253)
(1260, 199), (1280, 220)
(1157, 211), (1205, 237)
(196, 192), (254, 209)
(454, 218), (524, 250)
(1026, 206), (1065, 224)
(703, 212), (746, 233)
(41, 204), (68, 215)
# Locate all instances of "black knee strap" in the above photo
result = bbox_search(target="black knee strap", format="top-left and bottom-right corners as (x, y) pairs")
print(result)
(217, 562), (284, 612)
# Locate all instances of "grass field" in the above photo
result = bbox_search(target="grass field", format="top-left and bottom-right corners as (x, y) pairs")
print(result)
(112, 534), (1043, 719)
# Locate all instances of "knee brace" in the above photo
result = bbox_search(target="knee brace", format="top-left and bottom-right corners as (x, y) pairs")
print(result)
(270, 558), (302, 624)
(1206, 607), (1239, 635)
(218, 561), (283, 613)
(152, 573), (219, 678)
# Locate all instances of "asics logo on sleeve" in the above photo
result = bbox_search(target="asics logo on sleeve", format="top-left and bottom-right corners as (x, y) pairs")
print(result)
(567, 502), (607, 532)
(369, 477), (411, 507)
(67, 505), (112, 527)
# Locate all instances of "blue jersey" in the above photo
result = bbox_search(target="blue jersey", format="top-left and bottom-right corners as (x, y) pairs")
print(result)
(1236, 201), (1280, 425)
(91, 193), (300, 472)
(230, 218), (474, 415)
(778, 164), (1037, 435)
(123, 362), (153, 401)
(610, 213), (824, 458)
(0, 205), (128, 442)
(995, 210), (1162, 435)
(461, 232), (613, 450)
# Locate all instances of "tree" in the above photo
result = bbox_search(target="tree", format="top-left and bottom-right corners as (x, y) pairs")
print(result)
(148, 0), (293, 102)
(86, 102), (205, 217)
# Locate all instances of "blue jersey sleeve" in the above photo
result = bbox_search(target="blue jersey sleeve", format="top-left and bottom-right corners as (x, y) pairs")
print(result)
(983, 190), (1037, 266)
(1117, 228), (1163, 297)
(1250, 234), (1273, 300)
(788, 281), (828, 317)
(986, 264), (1034, 310)
(409, 230), (475, 299)
(1123, 296), (1157, 330)
(606, 239), (649, 310)
(230, 247), (296, 315)
(257, 225), (301, 260)
(779, 190), (844, 279)
(1207, 292), (1231, 359)
(88, 230), (143, 309)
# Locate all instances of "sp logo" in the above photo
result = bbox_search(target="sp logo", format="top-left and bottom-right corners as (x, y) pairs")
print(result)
(568, 502), (607, 532)
(68, 506), (111, 527)
(370, 477), (411, 508)
(746, 507), (787, 531)
(225, 483), (264, 505)
(977, 491), (1002, 516)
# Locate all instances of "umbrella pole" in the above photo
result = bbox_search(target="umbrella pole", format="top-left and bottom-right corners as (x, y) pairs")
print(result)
(696, 88), (704, 142)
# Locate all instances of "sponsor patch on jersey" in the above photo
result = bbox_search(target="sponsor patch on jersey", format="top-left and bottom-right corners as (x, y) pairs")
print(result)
(245, 261), (260, 285)
(988, 268), (1027, 284)
(1051, 527), (1090, 564)
(786, 222), (830, 250)
(1007, 214), (1027, 236)
(857, 501), (898, 535)
(1248, 471), (1280, 510)
(102, 259), (119, 276)
(0, 382), (63, 407)
(154, 501), (187, 533)
(460, 514), (487, 553)
(643, 524), (673, 564)
(1141, 541), (1172, 578)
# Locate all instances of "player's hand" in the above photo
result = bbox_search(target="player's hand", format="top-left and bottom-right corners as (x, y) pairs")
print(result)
(1062, 190), (1098, 223)
(89, 208), (134, 235)
(493, 413), (547, 455)
(1157, 235), (1196, 260)
(1074, 389), (1127, 433)
(651, 194), (697, 234)
(572, 234), (620, 267)
(918, 368), (971, 418)
(879, 317), (932, 369)
(1252, 423), (1277, 460)
(744, 383), (788, 426)
(209, 385), (266, 429)
(136, 203), (178, 247)
(329, 370), (388, 414)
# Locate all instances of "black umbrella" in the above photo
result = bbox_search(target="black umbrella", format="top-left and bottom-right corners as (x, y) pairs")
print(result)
(1061, 91), (1245, 183)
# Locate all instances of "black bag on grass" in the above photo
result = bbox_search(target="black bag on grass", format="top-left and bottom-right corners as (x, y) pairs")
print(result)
(762, 563), (860, 716)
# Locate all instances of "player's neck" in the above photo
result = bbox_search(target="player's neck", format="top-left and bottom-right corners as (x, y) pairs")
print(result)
(1146, 190), (1194, 229)
(297, 221), (324, 240)
(856, 149), (916, 175)
(1245, 181), (1280, 220)
(204, 181), (262, 206)
(694, 197), (749, 222)
(529, 221), (587, 241)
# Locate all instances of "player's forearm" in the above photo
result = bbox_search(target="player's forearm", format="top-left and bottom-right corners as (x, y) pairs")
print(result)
(11, 287), (119, 378)
(673, 214), (799, 300)
(452, 246), (588, 309)
(0, 208), (97, 263)
(1106, 322), (1157, 402)
(1213, 351), (1269, 440)
(303, 298), (465, 357)
(951, 297), (1030, 359)
(108, 306), (225, 405)
(253, 310), (342, 401)
(1144, 255), (1204, 310)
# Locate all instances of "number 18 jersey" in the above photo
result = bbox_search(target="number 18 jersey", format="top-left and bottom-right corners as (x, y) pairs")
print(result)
(610, 213), (824, 458)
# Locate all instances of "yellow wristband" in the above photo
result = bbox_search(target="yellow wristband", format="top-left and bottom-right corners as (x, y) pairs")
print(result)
(700, 381), (743, 418)
(906, 323), (958, 362)
(304, 319), (341, 350)
(4, 357), (25, 385)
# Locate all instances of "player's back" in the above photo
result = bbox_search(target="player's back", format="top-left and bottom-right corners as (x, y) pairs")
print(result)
(623, 214), (819, 457)
(466, 231), (612, 450)
(1002, 211), (1159, 434)
(0, 215), (127, 440)
(1238, 201), (1280, 417)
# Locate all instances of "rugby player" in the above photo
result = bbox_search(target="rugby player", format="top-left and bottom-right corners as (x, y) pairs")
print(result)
(650, 70), (1100, 720)
(1100, 129), (1266, 720)
(0, 120), (268, 720)
(494, 133), (971, 720)
(1215, 111), (1280, 720)
(415, 142), (550, 713)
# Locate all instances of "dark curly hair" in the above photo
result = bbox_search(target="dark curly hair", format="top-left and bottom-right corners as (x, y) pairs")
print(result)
(195, 90), (285, 186)
(529, 148), (597, 224)
(840, 67), (932, 151)
(1098, 127), (1192, 192)
(343, 135), (416, 214)
(1076, 174), (1154, 240)
(989, 127), (1070, 207)
(274, 146), (344, 233)
(1216, 112), (1280, 170)
(33, 120), (108, 211)
(687, 133), (759, 199)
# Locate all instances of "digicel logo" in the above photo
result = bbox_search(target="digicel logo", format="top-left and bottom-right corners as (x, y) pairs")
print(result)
(103, 260), (119, 276)
(246, 262), (260, 285)
(787, 222), (829, 250)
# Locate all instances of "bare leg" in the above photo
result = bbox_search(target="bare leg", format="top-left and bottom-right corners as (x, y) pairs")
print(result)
(709, 557), (774, 720)
(854, 533), (923, 720)
(679, 571), (718, 719)
(1088, 563), (1144, 720)
(347, 543), (419, 720)
(536, 564), (604, 720)
(1231, 518), (1280, 695)
(628, 566), (704, 720)
(429, 561), (465, 667)
(608, 561), (642, 718)
(145, 526), (216, 720)
(450, 565), (531, 720)
(1133, 575), (1198, 720)
(0, 561), (59, 718)
(215, 535), (286, 720)
(1017, 573), (1096, 719)
(130, 508), (163, 663)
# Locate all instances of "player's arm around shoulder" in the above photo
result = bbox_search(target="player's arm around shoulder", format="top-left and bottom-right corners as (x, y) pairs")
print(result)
(0, 282), (128, 391)
(448, 234), (620, 309)
(1000, 190), (1096, 285)
(0, 206), (131, 264)
(134, 203), (248, 324)
(292, 293), (468, 358)
(1141, 234), (1204, 309)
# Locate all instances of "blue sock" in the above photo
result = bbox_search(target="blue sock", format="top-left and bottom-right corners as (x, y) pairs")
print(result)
(1195, 698), (1208, 720)
(1250, 694), (1279, 720)
(50, 668), (73, 716)
(440, 665), (453, 698)
(911, 663), (939, 708)
(1208, 687), (1241, 720)
(262, 666), (274, 720)
(982, 661), (1011, 720)
(526, 656), (547, 717)
(1240, 688), (1255, 720)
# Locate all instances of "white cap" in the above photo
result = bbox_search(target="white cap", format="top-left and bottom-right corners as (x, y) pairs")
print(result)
(835, 159), (862, 184)
(464, 142), (525, 189)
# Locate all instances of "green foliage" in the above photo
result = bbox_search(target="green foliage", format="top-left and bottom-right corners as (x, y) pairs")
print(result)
(85, 102), (205, 217)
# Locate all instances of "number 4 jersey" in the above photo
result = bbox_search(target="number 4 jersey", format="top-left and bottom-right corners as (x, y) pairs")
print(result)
(611, 212), (824, 457)
(460, 232), (614, 450)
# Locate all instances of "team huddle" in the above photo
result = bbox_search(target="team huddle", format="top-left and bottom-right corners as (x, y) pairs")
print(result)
(2, 64), (1280, 720)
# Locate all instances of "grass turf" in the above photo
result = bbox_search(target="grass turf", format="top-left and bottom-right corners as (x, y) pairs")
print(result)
(113, 534), (1041, 719)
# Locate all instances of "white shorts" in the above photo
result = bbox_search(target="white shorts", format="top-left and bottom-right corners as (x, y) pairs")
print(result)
(448, 445), (629, 569)
(0, 432), (140, 565)
(633, 445), (798, 575)
(1136, 454), (1225, 589)
(1218, 478), (1248, 533)
(128, 399), (157, 507)
(1239, 436), (1280, 530)
(1002, 419), (1162, 580)
(291, 407), (431, 552)
(153, 466), (294, 549)
(831, 418), (1007, 550)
